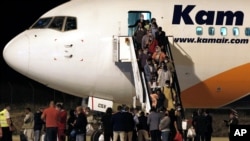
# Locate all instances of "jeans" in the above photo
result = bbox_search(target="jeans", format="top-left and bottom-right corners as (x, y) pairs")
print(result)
(161, 131), (170, 141)
(34, 130), (41, 141)
(76, 133), (85, 141)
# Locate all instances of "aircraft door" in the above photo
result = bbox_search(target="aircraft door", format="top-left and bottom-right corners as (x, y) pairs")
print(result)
(128, 11), (151, 36)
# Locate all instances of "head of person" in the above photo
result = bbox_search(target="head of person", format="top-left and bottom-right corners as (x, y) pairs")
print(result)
(117, 105), (123, 112)
(147, 30), (152, 35)
(84, 107), (91, 115)
(230, 109), (238, 119)
(125, 106), (130, 112)
(37, 107), (44, 113)
(151, 22), (157, 29)
(146, 58), (152, 65)
(150, 107), (157, 113)
(148, 34), (153, 41)
(156, 88), (161, 94)
(204, 109), (210, 115)
(69, 109), (76, 117)
(151, 18), (156, 23)
(158, 26), (162, 32)
(156, 46), (161, 52)
(133, 107), (139, 114)
(106, 107), (113, 114)
(161, 62), (167, 70)
(140, 14), (144, 20)
(140, 111), (145, 116)
(143, 47), (148, 54)
(164, 56), (170, 62)
(49, 100), (55, 107)
(25, 107), (31, 114)
(197, 109), (204, 115)
(4, 103), (11, 111)
(175, 109), (181, 116)
(165, 110), (169, 116)
(137, 22), (142, 28)
(76, 106), (83, 114)
(192, 110), (198, 118)
(56, 103), (62, 111)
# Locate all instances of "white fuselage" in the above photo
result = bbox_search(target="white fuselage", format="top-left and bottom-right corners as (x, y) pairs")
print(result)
(3, 0), (250, 108)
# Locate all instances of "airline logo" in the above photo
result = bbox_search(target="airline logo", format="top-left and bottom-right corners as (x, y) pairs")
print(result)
(172, 5), (244, 25)
(171, 5), (249, 44)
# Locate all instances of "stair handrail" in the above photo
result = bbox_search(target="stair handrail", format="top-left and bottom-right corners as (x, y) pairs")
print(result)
(165, 36), (185, 119)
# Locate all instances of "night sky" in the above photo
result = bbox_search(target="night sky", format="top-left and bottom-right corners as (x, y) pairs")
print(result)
(0, 0), (71, 103)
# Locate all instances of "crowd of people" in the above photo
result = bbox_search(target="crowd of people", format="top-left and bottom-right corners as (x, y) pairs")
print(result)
(131, 14), (177, 112)
(0, 101), (241, 141)
(0, 101), (93, 141)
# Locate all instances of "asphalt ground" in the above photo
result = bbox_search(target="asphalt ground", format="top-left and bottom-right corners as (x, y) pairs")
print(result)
(12, 135), (228, 141)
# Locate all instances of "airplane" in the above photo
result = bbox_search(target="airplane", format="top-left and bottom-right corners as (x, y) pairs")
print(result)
(2, 0), (250, 113)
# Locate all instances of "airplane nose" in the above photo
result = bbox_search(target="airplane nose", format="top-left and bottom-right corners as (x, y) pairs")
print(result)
(3, 34), (29, 75)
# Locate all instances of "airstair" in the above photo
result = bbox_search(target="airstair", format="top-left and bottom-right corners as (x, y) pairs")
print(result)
(113, 35), (185, 118)
(113, 36), (151, 112)
(166, 36), (185, 119)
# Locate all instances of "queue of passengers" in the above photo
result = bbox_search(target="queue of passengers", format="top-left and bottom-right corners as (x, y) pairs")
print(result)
(132, 15), (177, 112)
(0, 101), (217, 141)
(0, 101), (94, 141)
(101, 104), (184, 141)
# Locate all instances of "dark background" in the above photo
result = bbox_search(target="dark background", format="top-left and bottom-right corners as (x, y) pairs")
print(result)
(0, 0), (81, 107)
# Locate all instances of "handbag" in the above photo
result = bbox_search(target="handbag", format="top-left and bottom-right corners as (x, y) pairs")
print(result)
(187, 126), (196, 138)
(174, 132), (183, 141)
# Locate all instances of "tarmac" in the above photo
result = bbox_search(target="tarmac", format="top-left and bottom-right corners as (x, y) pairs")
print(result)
(12, 135), (228, 141)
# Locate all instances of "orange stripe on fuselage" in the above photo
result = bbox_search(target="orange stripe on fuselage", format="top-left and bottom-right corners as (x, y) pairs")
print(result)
(181, 63), (250, 108)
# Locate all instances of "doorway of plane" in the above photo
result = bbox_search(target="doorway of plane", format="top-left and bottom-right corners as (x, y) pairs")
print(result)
(128, 11), (151, 36)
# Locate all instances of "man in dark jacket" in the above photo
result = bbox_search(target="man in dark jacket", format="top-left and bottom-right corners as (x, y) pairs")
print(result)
(101, 107), (113, 141)
(74, 106), (87, 141)
(137, 111), (149, 141)
(204, 109), (213, 141)
(123, 106), (135, 141)
(34, 108), (45, 141)
(225, 109), (239, 141)
(111, 105), (126, 141)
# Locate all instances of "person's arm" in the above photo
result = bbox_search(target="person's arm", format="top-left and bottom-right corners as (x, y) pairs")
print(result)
(5, 112), (12, 130)
(169, 71), (173, 87)
(41, 110), (46, 121)
(6, 118), (11, 127)
(0, 124), (2, 138)
(157, 69), (162, 85)
(129, 20), (139, 28)
(24, 114), (31, 123)
(174, 120), (179, 133)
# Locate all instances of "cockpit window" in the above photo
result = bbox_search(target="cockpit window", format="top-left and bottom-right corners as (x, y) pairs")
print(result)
(65, 17), (77, 31)
(49, 16), (64, 31)
(30, 16), (77, 32)
(31, 17), (52, 28)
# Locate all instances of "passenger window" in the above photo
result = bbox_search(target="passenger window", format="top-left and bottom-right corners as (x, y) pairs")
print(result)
(245, 28), (250, 36)
(220, 27), (227, 36)
(233, 27), (239, 36)
(196, 27), (203, 35)
(49, 16), (65, 31)
(65, 17), (77, 31)
(208, 27), (215, 36)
